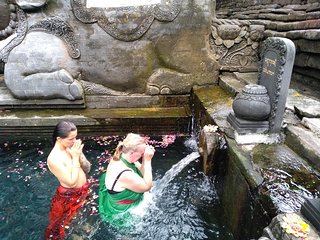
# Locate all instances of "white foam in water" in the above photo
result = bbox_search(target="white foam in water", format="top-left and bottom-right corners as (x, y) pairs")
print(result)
(129, 191), (156, 219)
(130, 151), (200, 218)
(128, 150), (201, 238)
(235, 132), (284, 145)
(183, 136), (198, 152)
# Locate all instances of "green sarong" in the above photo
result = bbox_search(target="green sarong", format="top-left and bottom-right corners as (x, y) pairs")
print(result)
(99, 156), (144, 222)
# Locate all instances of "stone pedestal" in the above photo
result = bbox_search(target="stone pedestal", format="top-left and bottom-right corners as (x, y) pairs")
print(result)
(227, 113), (269, 134)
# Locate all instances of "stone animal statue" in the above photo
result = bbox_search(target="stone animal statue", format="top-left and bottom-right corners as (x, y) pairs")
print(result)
(0, 0), (218, 103)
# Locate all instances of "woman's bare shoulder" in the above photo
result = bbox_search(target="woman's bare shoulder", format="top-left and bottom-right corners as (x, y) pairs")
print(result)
(107, 159), (123, 168)
(106, 161), (132, 178)
(47, 148), (66, 167)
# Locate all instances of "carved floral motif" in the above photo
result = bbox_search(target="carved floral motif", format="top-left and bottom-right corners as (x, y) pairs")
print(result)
(210, 19), (265, 70)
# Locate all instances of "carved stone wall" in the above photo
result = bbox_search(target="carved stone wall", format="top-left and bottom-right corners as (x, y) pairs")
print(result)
(0, 0), (219, 107)
(215, 0), (320, 91)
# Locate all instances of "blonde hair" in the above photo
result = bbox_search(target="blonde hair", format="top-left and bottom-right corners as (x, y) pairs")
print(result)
(113, 133), (146, 161)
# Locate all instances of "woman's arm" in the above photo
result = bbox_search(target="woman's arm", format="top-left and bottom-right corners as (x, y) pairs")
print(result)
(120, 170), (152, 193)
(79, 153), (91, 173)
(120, 145), (155, 193)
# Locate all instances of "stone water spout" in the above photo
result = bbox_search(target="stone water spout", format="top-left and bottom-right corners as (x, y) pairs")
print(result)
(198, 124), (222, 175)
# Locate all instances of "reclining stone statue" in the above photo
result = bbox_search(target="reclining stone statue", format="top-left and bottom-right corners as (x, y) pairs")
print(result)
(0, 0), (218, 104)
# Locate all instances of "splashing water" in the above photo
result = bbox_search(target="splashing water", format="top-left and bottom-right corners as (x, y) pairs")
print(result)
(113, 148), (201, 230)
(152, 151), (201, 197)
(87, 137), (233, 239)
(127, 150), (201, 220)
(129, 137), (200, 219)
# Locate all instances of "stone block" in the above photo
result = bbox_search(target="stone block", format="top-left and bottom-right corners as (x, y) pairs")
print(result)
(285, 125), (320, 172)
(301, 118), (320, 137)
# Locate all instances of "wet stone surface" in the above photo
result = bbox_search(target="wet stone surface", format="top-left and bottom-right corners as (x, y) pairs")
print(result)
(252, 144), (320, 214)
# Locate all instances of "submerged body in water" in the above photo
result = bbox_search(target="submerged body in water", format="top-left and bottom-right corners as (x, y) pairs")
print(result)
(99, 171), (143, 220)
(45, 181), (89, 239)
(0, 135), (234, 239)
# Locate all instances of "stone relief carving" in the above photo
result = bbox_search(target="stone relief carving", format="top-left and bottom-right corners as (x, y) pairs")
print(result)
(0, 2), (17, 40)
(80, 80), (128, 95)
(0, 0), (48, 62)
(71, 0), (182, 41)
(0, 0), (218, 105)
(210, 19), (265, 71)
(29, 17), (81, 59)
(0, 4), (27, 62)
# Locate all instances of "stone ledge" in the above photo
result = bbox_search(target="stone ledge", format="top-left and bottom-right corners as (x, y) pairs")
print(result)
(0, 106), (192, 138)
(0, 84), (191, 109)
(85, 94), (190, 108)
(218, 74), (245, 97)
(286, 89), (320, 118)
(0, 87), (85, 109)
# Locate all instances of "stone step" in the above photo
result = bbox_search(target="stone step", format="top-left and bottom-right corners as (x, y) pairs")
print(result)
(85, 94), (190, 109)
(219, 74), (245, 97)
(218, 72), (258, 97)
(0, 84), (190, 109)
(286, 89), (320, 117)
(285, 89), (320, 172)
(0, 86), (85, 108)
(0, 106), (192, 139)
(233, 72), (258, 85)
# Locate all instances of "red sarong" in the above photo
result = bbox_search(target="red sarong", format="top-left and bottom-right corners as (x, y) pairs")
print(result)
(44, 181), (89, 240)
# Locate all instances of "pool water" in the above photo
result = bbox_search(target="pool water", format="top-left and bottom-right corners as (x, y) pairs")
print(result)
(0, 135), (234, 240)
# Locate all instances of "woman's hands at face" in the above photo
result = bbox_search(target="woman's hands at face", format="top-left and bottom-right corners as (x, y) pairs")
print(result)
(68, 139), (84, 159)
(143, 145), (155, 161)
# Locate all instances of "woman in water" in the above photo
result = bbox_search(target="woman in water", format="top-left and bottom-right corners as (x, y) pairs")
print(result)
(45, 121), (91, 240)
(99, 133), (155, 221)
